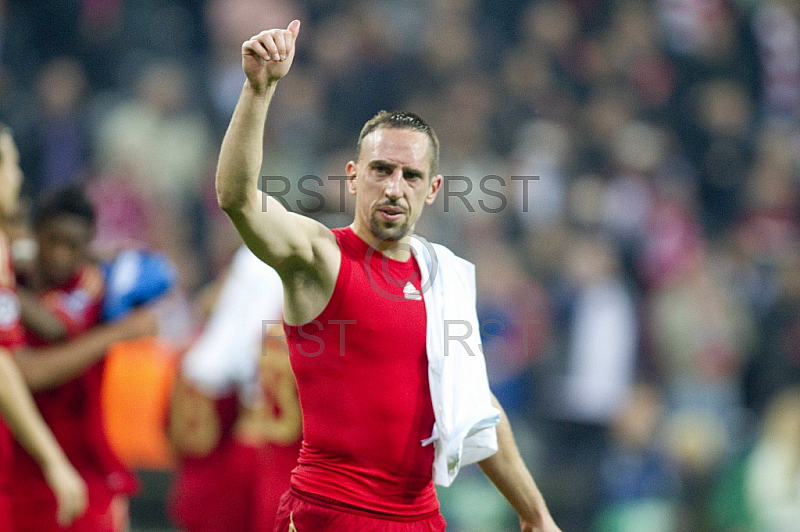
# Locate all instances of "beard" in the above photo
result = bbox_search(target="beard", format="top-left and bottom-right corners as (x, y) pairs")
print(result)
(369, 209), (411, 243)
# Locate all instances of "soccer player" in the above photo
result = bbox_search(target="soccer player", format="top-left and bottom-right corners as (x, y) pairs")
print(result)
(0, 125), (88, 530)
(11, 186), (162, 532)
(168, 245), (301, 531)
(215, 21), (561, 532)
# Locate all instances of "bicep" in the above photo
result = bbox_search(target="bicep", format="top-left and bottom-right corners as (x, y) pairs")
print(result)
(226, 191), (326, 273)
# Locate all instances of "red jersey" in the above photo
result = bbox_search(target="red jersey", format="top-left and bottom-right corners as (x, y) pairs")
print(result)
(12, 264), (138, 532)
(0, 233), (24, 531)
(285, 227), (437, 517)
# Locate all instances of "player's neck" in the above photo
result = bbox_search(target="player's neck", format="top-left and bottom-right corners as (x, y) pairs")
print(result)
(379, 238), (413, 262)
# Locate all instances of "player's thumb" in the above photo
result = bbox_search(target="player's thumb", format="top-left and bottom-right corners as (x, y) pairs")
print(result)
(287, 19), (301, 38)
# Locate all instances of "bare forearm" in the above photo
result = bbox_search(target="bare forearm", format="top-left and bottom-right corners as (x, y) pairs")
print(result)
(214, 21), (326, 273)
(217, 20), (299, 213)
(15, 325), (122, 391)
(15, 312), (154, 391)
(0, 351), (69, 470)
(216, 81), (276, 212)
(479, 395), (555, 529)
(17, 288), (66, 342)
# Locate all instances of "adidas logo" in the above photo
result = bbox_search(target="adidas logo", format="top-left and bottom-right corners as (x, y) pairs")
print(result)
(403, 282), (421, 300)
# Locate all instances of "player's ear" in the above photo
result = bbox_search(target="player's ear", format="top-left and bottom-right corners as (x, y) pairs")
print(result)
(346, 161), (357, 195)
(425, 174), (443, 204)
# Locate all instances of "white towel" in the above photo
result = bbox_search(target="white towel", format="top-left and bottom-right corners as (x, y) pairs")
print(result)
(411, 235), (501, 487)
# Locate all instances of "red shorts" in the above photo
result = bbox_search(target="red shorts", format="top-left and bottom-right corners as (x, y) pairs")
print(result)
(273, 488), (446, 532)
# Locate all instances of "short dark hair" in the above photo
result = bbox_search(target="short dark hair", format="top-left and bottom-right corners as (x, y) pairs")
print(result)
(32, 185), (95, 230)
(356, 110), (440, 176)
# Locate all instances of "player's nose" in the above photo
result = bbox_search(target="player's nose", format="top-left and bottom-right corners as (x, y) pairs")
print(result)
(385, 169), (403, 199)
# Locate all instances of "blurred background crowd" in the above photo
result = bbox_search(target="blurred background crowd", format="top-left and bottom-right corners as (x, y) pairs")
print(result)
(2, 0), (800, 530)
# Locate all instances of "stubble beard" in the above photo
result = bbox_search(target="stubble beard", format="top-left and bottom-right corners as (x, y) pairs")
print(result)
(369, 211), (411, 243)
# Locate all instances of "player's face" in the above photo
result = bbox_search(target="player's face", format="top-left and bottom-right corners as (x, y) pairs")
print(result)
(347, 127), (441, 243)
(35, 215), (93, 287)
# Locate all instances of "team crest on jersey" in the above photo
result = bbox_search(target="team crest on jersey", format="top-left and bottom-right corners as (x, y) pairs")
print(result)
(0, 288), (20, 329)
(403, 281), (421, 301)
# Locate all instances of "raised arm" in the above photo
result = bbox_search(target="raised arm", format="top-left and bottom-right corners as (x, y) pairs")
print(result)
(479, 394), (561, 532)
(0, 349), (88, 526)
(216, 21), (332, 269)
(215, 20), (339, 324)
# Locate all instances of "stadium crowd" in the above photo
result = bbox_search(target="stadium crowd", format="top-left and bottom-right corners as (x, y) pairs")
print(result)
(1, 0), (799, 530)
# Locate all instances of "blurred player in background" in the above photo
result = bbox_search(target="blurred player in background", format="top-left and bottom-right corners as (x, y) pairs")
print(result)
(0, 125), (88, 530)
(168, 244), (301, 532)
(216, 21), (561, 532)
(10, 184), (173, 532)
